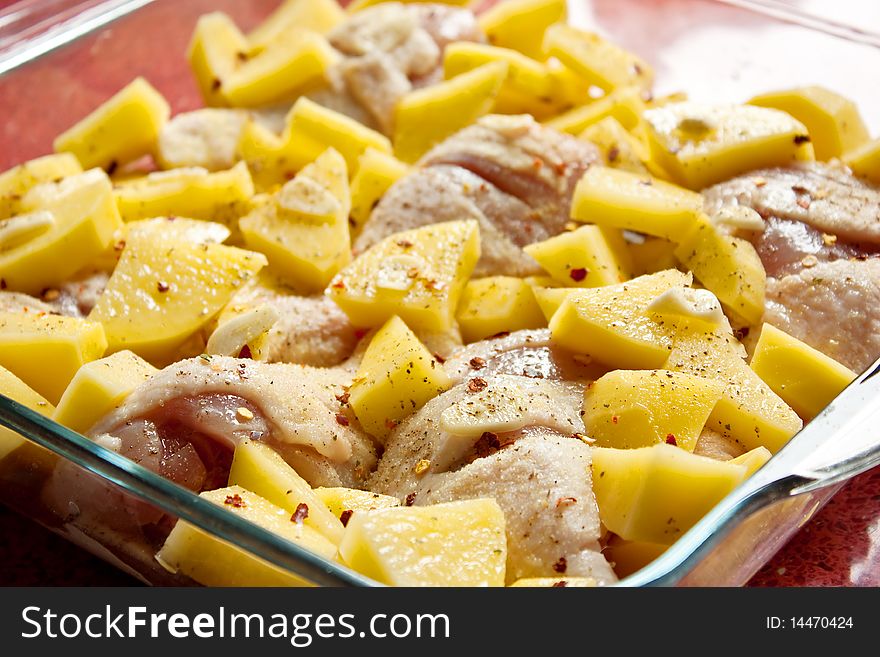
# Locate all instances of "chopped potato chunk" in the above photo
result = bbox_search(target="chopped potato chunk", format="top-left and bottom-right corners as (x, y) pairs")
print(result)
(248, 0), (345, 48)
(187, 12), (250, 107)
(592, 444), (748, 544)
(89, 232), (266, 364)
(54, 78), (169, 171)
(749, 323), (855, 421)
(571, 166), (703, 241)
(327, 220), (480, 333)
(0, 365), (54, 462)
(843, 138), (880, 185)
(157, 486), (337, 587)
(584, 370), (724, 451)
(0, 154), (82, 219)
(338, 498), (507, 587)
(0, 313), (107, 404)
(580, 116), (651, 175)
(456, 276), (546, 343)
(394, 62), (508, 163)
(545, 87), (646, 135)
(349, 148), (409, 238)
(229, 440), (344, 544)
(643, 102), (814, 190)
(524, 225), (631, 288)
(749, 86), (869, 161)
(549, 269), (691, 369)
(478, 0), (566, 60)
(53, 350), (157, 434)
(349, 315), (451, 440)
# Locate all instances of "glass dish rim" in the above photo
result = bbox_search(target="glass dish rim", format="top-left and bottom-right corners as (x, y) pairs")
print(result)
(1, 0), (879, 587)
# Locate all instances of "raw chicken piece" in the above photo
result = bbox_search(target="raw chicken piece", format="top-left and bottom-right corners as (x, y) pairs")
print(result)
(693, 428), (745, 461)
(91, 356), (377, 488)
(703, 163), (880, 372)
(443, 329), (607, 384)
(313, 3), (483, 134)
(369, 374), (617, 583)
(357, 115), (600, 276)
(227, 278), (360, 367)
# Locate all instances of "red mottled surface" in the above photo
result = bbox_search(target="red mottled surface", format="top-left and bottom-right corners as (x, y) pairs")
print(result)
(0, 0), (878, 587)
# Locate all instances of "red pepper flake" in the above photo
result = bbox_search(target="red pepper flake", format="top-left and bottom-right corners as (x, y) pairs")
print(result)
(330, 280), (346, 290)
(474, 431), (501, 458)
(396, 239), (413, 248)
(796, 196), (811, 210)
(556, 497), (577, 508)
(532, 157), (543, 170)
(336, 391), (350, 405)
(335, 413), (350, 427)
(224, 494), (245, 508)
(340, 510), (354, 527)
(665, 434), (677, 446)
(611, 415), (619, 425)
(404, 492), (416, 507)
(607, 146), (620, 163)
(554, 161), (568, 175)
(569, 267), (588, 282)
(385, 418), (400, 430)
(468, 377), (488, 393)
(211, 78), (222, 91)
(238, 344), (253, 359)
(432, 352), (446, 364)
(552, 556), (568, 574)
(354, 327), (369, 340)
(157, 281), (170, 293)
(552, 580), (568, 588)
(291, 503), (309, 524)
(469, 356), (487, 370)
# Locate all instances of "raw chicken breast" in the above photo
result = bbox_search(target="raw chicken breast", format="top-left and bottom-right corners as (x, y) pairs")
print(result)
(357, 115), (600, 276)
(369, 374), (617, 584)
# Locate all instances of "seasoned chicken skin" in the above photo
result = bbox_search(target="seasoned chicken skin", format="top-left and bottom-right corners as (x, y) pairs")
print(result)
(357, 115), (600, 276)
(703, 162), (880, 371)
(369, 374), (617, 584)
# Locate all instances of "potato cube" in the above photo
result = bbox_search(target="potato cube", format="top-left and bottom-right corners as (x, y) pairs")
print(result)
(0, 313), (107, 404)
(549, 269), (691, 369)
(52, 350), (157, 434)
(543, 23), (653, 92)
(54, 78), (169, 171)
(456, 276), (546, 343)
(0, 365), (55, 462)
(509, 577), (597, 587)
(749, 323), (855, 420)
(248, 0), (345, 49)
(114, 162), (255, 227)
(394, 62), (508, 163)
(524, 225), (631, 288)
(327, 219), (480, 332)
(643, 102), (814, 190)
(749, 86), (869, 161)
(89, 233), (266, 364)
(674, 216), (766, 325)
(843, 138), (880, 185)
(0, 170), (122, 295)
(580, 116), (651, 175)
(229, 440), (344, 544)
(530, 284), (573, 322)
(313, 487), (400, 520)
(156, 486), (337, 587)
(240, 148), (351, 291)
(157, 108), (248, 172)
(571, 166), (703, 240)
(338, 498), (507, 586)
(478, 0), (566, 60)
(187, 12), (249, 107)
(222, 30), (338, 108)
(349, 315), (451, 439)
(666, 325), (803, 453)
(545, 87), (646, 135)
(0, 154), (82, 219)
(584, 369), (724, 451)
(443, 42), (561, 119)
(349, 148), (409, 237)
(239, 97), (392, 189)
(592, 444), (748, 544)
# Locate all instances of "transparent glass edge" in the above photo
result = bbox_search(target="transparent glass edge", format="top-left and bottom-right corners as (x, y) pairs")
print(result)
(0, 0), (156, 77)
(0, 394), (379, 588)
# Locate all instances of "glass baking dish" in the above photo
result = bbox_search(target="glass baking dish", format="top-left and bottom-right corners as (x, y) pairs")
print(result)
(1, 0), (879, 587)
